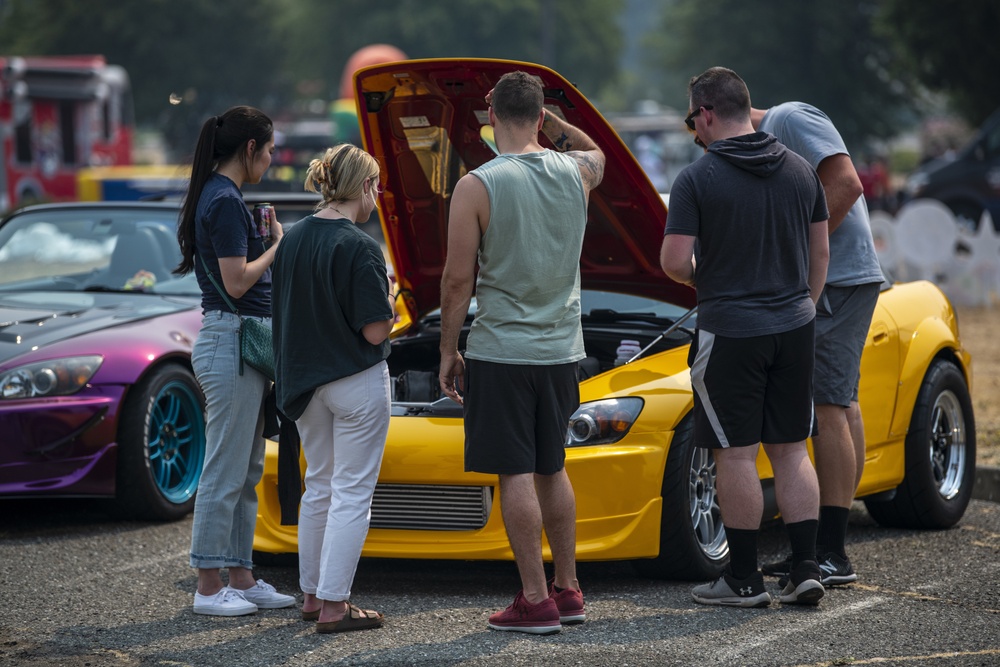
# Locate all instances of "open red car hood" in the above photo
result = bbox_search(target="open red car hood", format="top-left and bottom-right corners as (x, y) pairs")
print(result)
(354, 58), (695, 318)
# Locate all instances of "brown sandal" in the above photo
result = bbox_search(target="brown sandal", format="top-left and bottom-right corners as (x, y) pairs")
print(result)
(301, 609), (320, 621)
(315, 603), (384, 633)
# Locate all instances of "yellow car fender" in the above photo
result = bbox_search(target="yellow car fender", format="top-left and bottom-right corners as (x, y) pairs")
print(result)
(890, 313), (971, 441)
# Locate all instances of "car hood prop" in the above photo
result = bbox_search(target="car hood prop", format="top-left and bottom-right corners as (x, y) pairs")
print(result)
(623, 305), (698, 365)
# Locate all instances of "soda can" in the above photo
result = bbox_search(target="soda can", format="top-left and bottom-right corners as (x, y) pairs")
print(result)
(253, 203), (274, 240)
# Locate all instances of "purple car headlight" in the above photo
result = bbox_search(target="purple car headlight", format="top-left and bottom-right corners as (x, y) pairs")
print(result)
(566, 397), (644, 447)
(0, 355), (104, 399)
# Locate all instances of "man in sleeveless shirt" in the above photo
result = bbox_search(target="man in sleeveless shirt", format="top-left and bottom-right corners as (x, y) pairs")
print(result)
(438, 71), (605, 634)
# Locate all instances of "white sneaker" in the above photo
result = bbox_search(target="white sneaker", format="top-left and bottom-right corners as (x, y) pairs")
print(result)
(235, 579), (296, 609)
(193, 587), (258, 616)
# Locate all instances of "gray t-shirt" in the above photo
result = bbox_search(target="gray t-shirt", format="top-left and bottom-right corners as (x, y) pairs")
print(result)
(758, 102), (884, 287)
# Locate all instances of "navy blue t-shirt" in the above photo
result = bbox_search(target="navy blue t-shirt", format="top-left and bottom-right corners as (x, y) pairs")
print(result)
(194, 173), (271, 316)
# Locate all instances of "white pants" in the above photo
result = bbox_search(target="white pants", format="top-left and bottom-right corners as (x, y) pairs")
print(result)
(296, 361), (390, 601)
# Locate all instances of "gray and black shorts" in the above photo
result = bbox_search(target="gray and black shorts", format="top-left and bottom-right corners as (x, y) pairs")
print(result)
(689, 321), (815, 449)
(814, 283), (881, 407)
(463, 358), (579, 475)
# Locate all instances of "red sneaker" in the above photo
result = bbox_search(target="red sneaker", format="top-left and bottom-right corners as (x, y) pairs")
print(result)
(487, 590), (561, 634)
(548, 581), (585, 624)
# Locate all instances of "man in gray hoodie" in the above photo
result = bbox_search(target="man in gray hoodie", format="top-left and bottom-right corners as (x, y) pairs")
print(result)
(660, 66), (830, 607)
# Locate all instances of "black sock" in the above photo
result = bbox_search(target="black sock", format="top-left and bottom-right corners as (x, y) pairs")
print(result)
(725, 527), (759, 580)
(785, 519), (819, 568)
(818, 505), (850, 558)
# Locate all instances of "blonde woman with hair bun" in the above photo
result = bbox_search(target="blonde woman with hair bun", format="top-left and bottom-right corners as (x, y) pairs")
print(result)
(304, 143), (381, 214)
(271, 143), (395, 633)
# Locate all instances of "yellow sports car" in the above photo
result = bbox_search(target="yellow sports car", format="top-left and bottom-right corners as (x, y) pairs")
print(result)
(253, 59), (975, 580)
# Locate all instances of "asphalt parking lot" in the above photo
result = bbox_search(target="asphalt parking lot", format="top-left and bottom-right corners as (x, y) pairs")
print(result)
(1, 493), (998, 667)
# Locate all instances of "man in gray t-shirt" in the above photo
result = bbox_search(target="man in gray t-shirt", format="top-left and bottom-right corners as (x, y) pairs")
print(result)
(753, 102), (885, 586)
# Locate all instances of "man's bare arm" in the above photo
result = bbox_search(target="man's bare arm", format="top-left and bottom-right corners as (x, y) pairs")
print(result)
(816, 154), (864, 235)
(440, 176), (482, 354)
(438, 174), (485, 403)
(541, 109), (605, 192)
(660, 233), (697, 287)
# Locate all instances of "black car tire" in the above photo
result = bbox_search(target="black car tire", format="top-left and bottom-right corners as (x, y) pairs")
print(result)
(864, 359), (976, 529)
(632, 415), (728, 580)
(116, 364), (207, 521)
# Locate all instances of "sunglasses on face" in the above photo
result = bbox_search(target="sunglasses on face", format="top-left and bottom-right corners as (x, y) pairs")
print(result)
(684, 105), (714, 131)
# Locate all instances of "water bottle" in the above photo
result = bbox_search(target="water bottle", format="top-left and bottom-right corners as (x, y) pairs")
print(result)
(615, 339), (642, 366)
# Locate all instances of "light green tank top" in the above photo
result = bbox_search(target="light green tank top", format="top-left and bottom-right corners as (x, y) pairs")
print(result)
(465, 150), (588, 365)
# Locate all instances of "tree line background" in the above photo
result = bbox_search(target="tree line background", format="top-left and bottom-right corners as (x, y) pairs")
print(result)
(0, 0), (997, 164)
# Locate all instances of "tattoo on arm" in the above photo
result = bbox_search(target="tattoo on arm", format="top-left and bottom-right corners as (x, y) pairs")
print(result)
(541, 111), (603, 189)
(570, 151), (605, 191)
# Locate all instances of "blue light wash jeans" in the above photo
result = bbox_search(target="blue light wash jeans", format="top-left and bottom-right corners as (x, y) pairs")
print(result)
(189, 310), (270, 569)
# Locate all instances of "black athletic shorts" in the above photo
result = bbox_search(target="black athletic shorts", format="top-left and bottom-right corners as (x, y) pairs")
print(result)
(463, 359), (579, 475)
(688, 320), (815, 449)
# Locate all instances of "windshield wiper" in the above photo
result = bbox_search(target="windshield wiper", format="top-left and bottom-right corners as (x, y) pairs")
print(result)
(83, 285), (126, 292)
(583, 309), (669, 325)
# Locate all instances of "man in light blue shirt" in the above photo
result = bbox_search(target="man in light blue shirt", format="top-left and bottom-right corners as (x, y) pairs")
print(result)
(754, 102), (885, 586)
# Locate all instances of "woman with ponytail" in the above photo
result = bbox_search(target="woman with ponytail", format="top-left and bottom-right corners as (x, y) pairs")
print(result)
(176, 105), (295, 616)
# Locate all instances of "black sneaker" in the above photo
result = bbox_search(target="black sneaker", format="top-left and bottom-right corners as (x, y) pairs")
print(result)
(818, 552), (858, 585)
(692, 571), (772, 608)
(777, 560), (825, 605)
(761, 555), (792, 578)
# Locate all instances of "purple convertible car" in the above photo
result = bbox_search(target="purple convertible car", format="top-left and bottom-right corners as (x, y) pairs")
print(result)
(0, 200), (205, 520)
(0, 194), (322, 519)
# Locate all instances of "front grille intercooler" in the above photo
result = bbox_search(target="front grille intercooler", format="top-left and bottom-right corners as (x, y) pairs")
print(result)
(370, 483), (493, 531)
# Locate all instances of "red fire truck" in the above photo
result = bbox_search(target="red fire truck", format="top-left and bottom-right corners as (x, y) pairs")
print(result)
(0, 55), (133, 212)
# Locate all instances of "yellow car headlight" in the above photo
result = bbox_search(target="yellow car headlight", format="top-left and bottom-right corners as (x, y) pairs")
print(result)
(566, 397), (644, 447)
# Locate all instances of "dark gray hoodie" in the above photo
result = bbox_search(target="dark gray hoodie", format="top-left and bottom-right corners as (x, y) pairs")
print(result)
(709, 131), (787, 178)
(664, 131), (828, 337)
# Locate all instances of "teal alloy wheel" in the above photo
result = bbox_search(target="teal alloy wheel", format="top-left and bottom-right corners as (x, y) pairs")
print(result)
(117, 365), (207, 521)
(149, 377), (206, 505)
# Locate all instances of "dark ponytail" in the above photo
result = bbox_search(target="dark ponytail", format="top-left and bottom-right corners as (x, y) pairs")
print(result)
(174, 106), (273, 274)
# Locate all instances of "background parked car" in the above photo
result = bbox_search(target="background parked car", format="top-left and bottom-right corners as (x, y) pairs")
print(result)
(905, 107), (1000, 232)
(0, 194), (318, 520)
